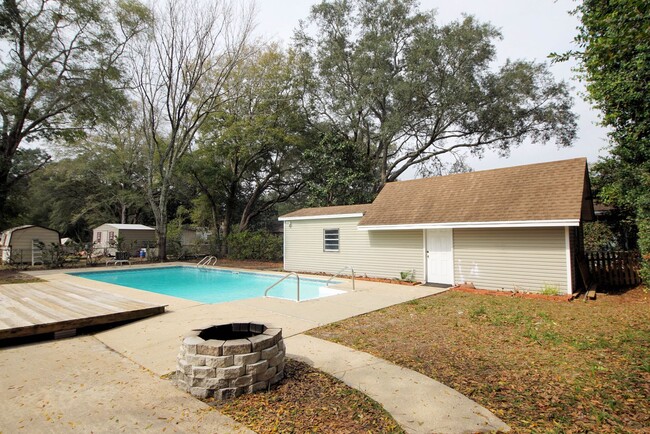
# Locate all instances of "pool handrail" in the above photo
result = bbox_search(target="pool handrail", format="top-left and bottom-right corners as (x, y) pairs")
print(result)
(264, 272), (300, 302)
(197, 255), (218, 269)
(326, 265), (355, 291)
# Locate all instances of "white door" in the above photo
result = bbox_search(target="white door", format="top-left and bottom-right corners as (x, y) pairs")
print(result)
(426, 229), (453, 284)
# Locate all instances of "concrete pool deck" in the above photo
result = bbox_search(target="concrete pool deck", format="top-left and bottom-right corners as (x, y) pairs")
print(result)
(0, 263), (509, 433)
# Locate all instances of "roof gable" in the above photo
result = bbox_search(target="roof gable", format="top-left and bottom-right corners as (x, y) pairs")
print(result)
(279, 204), (370, 220)
(1, 225), (60, 236)
(359, 158), (590, 228)
(0, 225), (60, 246)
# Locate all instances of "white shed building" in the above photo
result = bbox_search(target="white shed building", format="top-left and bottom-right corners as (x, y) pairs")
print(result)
(92, 223), (156, 256)
(280, 158), (594, 295)
(0, 225), (61, 265)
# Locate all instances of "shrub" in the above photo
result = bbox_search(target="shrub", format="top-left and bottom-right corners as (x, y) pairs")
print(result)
(637, 218), (650, 286)
(583, 221), (616, 251)
(226, 231), (282, 262)
(37, 241), (66, 269)
(5, 254), (28, 270)
(540, 284), (561, 296)
(399, 270), (415, 281)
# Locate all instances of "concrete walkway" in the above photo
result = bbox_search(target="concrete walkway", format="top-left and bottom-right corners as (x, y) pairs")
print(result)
(4, 264), (510, 433)
(0, 336), (253, 433)
(288, 334), (510, 434)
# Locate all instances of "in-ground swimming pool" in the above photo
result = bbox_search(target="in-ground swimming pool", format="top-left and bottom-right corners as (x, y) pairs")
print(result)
(69, 266), (343, 303)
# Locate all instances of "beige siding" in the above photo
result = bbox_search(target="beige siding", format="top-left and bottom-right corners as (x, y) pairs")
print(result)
(569, 227), (578, 292)
(7, 227), (59, 263)
(181, 229), (197, 245)
(93, 224), (114, 248)
(118, 229), (156, 251)
(92, 225), (156, 252)
(284, 217), (424, 281)
(453, 227), (569, 294)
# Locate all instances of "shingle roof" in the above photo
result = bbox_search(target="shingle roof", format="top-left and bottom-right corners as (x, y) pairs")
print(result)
(279, 204), (370, 220)
(359, 158), (589, 227)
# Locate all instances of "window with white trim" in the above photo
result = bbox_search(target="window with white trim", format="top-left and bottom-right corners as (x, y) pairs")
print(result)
(323, 229), (339, 252)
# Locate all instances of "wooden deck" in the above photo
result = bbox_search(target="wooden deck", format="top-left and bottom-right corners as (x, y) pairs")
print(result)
(0, 280), (166, 340)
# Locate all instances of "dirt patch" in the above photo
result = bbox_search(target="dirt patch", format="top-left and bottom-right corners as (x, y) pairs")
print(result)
(452, 284), (573, 302)
(207, 359), (403, 434)
(284, 270), (420, 286)
(344, 276), (419, 286)
(309, 285), (650, 433)
(0, 269), (44, 284)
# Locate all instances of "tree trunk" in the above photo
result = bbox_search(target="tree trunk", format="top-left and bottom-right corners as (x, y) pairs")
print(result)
(221, 181), (238, 257)
(147, 182), (169, 262)
(0, 138), (18, 224)
(211, 208), (219, 235)
(221, 212), (231, 257)
(239, 213), (251, 232)
(157, 229), (167, 261)
(0, 163), (10, 225)
(156, 210), (168, 261)
(378, 140), (388, 191)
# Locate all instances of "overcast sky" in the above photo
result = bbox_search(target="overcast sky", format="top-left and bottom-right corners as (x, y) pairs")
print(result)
(253, 0), (610, 173)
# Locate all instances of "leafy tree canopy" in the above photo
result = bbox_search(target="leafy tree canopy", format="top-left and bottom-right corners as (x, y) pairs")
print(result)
(191, 45), (310, 250)
(1, 147), (50, 226)
(295, 0), (577, 190)
(301, 133), (375, 207)
(561, 0), (650, 280)
(0, 0), (151, 225)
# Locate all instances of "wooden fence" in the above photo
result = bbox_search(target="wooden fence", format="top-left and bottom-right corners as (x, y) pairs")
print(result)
(585, 251), (642, 287)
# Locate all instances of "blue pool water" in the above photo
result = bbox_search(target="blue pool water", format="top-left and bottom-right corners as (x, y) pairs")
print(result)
(69, 266), (342, 303)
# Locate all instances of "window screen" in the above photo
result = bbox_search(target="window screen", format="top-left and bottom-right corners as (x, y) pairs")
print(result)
(323, 229), (339, 252)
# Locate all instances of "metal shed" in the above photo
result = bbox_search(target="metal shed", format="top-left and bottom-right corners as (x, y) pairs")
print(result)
(92, 223), (156, 256)
(0, 225), (61, 265)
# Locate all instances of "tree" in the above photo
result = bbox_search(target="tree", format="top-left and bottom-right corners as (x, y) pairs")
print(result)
(0, 0), (150, 225)
(295, 0), (577, 190)
(1, 147), (50, 226)
(583, 221), (616, 252)
(23, 158), (117, 241)
(301, 133), (375, 207)
(562, 0), (650, 281)
(190, 46), (309, 253)
(15, 103), (152, 240)
(68, 104), (150, 226)
(22, 121), (152, 242)
(130, 0), (254, 260)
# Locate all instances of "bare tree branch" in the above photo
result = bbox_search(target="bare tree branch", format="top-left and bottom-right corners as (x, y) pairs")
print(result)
(130, 0), (254, 259)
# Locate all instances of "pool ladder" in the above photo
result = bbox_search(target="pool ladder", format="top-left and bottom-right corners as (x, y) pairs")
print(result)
(264, 272), (301, 302)
(326, 265), (356, 291)
(197, 255), (218, 269)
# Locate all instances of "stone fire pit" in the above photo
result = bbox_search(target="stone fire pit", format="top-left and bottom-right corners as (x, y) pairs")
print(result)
(175, 322), (285, 400)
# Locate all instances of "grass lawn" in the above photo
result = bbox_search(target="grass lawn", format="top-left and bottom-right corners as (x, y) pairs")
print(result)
(208, 359), (403, 433)
(309, 287), (650, 433)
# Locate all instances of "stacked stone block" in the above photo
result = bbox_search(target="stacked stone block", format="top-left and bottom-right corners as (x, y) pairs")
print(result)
(175, 323), (285, 400)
